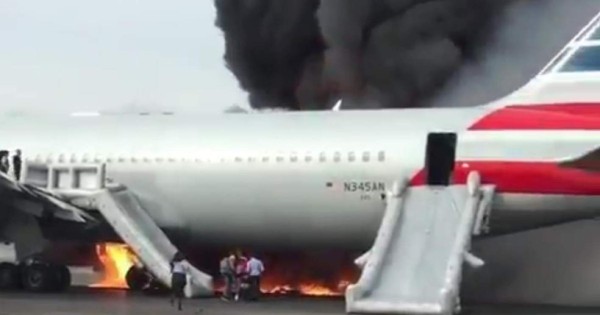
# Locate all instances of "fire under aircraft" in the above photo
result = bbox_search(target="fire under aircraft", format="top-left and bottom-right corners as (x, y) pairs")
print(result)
(1, 9), (600, 315)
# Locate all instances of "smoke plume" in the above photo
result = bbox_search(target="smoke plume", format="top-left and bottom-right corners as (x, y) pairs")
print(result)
(214, 0), (325, 110)
(429, 0), (600, 108)
(214, 0), (513, 110)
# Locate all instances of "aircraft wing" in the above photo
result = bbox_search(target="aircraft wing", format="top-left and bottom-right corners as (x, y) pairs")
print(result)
(0, 172), (94, 223)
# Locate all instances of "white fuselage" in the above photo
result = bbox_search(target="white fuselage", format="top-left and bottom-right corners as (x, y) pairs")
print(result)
(1, 106), (599, 251)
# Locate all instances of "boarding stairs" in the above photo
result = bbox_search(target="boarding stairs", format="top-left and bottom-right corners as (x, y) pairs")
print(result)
(346, 172), (495, 315)
(19, 162), (213, 298)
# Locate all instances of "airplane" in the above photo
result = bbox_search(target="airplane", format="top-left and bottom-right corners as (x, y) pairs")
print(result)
(0, 8), (599, 311)
(560, 146), (600, 173)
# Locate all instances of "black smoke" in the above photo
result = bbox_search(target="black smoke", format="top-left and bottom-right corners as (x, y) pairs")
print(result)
(214, 0), (512, 110)
(214, 0), (326, 110)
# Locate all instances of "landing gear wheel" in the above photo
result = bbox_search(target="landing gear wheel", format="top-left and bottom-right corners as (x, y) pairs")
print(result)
(125, 266), (149, 291)
(142, 278), (169, 296)
(51, 265), (71, 292)
(22, 263), (52, 292)
(0, 263), (20, 290)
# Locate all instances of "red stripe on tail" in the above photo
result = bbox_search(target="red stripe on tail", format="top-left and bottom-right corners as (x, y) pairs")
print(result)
(469, 103), (600, 130)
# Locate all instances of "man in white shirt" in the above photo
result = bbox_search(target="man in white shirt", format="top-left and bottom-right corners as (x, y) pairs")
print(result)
(245, 254), (264, 301)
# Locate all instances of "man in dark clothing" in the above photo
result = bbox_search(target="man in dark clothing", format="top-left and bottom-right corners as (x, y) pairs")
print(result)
(170, 251), (188, 311)
(0, 151), (9, 174)
(12, 149), (22, 181)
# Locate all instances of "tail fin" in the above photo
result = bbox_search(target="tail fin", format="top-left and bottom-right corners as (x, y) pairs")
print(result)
(536, 10), (600, 77)
(490, 10), (600, 108)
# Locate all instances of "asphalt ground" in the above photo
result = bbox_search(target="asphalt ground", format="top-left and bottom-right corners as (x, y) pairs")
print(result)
(1, 288), (600, 315)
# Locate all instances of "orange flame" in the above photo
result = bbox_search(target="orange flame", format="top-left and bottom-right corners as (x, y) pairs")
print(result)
(215, 279), (352, 297)
(91, 243), (137, 289)
(262, 281), (350, 296)
(300, 280), (351, 296)
(298, 284), (339, 297)
(91, 246), (357, 296)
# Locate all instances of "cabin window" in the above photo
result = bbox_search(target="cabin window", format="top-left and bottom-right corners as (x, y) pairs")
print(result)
(262, 156), (269, 163)
(333, 152), (341, 163)
(319, 152), (327, 162)
(378, 151), (386, 162)
(235, 157), (243, 163)
(348, 152), (356, 162)
(276, 155), (284, 163)
(362, 152), (370, 162)
(304, 153), (312, 162)
(290, 152), (298, 162)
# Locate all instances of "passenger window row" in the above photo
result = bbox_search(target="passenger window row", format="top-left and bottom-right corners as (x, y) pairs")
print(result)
(26, 151), (387, 164)
(236, 151), (386, 163)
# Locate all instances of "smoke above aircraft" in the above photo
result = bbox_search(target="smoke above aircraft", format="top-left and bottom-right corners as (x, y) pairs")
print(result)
(213, 0), (512, 111)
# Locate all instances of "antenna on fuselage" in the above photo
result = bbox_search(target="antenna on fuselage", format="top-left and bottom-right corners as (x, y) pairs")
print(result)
(332, 99), (342, 111)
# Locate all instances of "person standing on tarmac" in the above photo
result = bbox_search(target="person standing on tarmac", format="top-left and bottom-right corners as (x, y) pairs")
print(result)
(234, 251), (248, 301)
(12, 149), (22, 181)
(170, 252), (188, 311)
(219, 253), (235, 301)
(0, 151), (9, 174)
(245, 253), (265, 301)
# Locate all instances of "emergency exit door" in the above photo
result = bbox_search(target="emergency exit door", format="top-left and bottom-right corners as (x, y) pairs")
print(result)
(424, 133), (457, 186)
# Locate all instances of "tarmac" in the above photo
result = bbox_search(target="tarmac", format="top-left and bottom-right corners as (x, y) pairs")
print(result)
(1, 288), (600, 315)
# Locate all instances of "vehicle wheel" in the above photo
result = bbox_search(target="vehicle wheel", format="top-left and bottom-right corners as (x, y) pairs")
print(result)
(125, 266), (149, 291)
(22, 263), (52, 292)
(51, 265), (71, 292)
(0, 263), (20, 290)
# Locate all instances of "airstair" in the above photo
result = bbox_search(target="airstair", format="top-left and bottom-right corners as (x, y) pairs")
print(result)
(346, 172), (495, 315)
(20, 162), (213, 298)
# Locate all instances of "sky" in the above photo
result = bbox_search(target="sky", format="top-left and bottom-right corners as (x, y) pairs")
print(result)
(0, 0), (248, 115)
